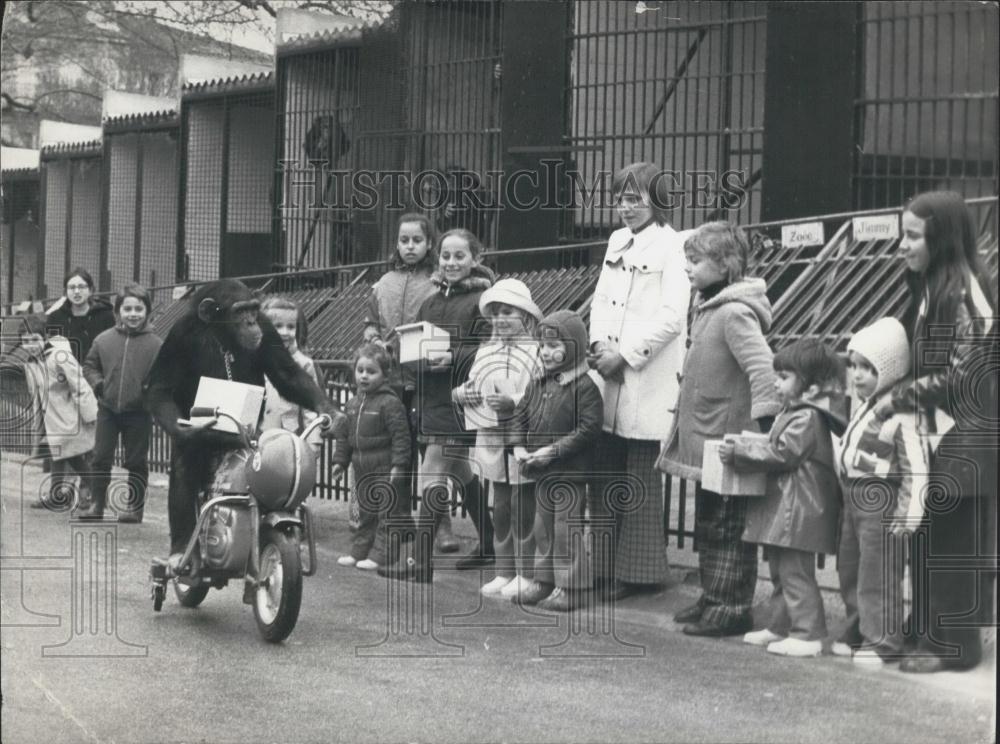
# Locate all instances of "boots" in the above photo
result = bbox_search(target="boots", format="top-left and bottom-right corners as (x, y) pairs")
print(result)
(435, 512), (460, 553)
(455, 478), (495, 570)
(377, 539), (432, 583)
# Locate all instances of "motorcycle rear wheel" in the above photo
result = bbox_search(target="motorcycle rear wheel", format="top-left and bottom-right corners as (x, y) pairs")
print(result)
(253, 528), (303, 643)
(174, 580), (210, 608)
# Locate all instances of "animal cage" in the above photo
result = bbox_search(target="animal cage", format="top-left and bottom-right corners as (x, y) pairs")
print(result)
(1, 151), (41, 309)
(103, 109), (180, 295)
(179, 68), (275, 282)
(38, 140), (103, 299)
(562, 0), (768, 240)
(853, 1), (999, 209)
(274, 1), (503, 270)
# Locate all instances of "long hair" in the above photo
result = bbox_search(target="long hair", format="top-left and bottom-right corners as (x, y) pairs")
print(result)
(903, 191), (996, 336)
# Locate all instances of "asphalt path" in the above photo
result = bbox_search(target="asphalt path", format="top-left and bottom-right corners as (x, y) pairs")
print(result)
(1, 458), (995, 744)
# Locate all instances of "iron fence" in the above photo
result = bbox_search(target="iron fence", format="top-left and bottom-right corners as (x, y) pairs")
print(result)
(854, 1), (999, 208)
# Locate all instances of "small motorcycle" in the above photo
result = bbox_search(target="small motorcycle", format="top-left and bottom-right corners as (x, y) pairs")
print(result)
(150, 408), (331, 643)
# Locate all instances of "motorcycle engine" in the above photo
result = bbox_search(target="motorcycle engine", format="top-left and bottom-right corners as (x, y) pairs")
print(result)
(202, 505), (253, 572)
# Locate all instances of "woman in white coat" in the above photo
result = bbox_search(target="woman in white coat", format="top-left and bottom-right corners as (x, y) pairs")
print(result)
(587, 162), (690, 600)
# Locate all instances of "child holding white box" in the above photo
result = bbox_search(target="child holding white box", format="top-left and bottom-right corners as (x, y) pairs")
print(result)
(657, 222), (780, 637)
(719, 339), (847, 658)
(452, 279), (543, 600)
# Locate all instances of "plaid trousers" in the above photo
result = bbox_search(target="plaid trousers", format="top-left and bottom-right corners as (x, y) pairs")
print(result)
(588, 434), (668, 584)
(694, 484), (759, 625)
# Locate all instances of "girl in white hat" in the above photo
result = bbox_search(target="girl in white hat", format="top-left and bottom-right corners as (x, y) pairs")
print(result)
(454, 278), (544, 600)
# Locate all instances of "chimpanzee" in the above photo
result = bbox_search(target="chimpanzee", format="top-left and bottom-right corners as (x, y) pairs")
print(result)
(145, 279), (343, 567)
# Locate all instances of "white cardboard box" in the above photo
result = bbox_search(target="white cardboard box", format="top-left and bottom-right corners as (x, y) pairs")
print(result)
(395, 321), (451, 364)
(178, 377), (265, 434)
(701, 432), (770, 496)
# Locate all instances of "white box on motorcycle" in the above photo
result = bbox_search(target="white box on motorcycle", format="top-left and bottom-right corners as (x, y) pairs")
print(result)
(394, 321), (451, 365)
(178, 377), (266, 434)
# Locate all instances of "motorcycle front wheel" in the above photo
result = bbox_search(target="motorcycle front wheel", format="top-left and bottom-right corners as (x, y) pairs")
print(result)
(253, 528), (303, 643)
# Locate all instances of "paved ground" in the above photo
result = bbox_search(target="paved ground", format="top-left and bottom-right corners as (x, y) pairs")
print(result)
(1, 456), (995, 744)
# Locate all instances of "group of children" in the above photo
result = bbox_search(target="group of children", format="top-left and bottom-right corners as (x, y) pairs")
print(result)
(17, 175), (993, 673)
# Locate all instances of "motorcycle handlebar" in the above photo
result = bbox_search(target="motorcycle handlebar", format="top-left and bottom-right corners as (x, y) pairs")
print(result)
(300, 413), (333, 441)
(190, 406), (218, 418)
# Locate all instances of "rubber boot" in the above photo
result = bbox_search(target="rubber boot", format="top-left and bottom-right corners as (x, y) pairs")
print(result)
(435, 512), (460, 553)
(455, 478), (495, 570)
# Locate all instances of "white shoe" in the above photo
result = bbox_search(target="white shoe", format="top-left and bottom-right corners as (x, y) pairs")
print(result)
(766, 638), (822, 657)
(852, 649), (886, 666)
(337, 555), (357, 567)
(830, 641), (854, 657)
(743, 629), (785, 646)
(356, 559), (379, 571)
(481, 576), (513, 595)
(500, 575), (529, 599)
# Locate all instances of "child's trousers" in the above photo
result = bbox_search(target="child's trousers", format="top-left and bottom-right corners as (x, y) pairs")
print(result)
(694, 485), (758, 626)
(351, 473), (407, 564)
(492, 481), (535, 579)
(763, 546), (826, 641)
(531, 477), (591, 590)
(837, 485), (905, 656)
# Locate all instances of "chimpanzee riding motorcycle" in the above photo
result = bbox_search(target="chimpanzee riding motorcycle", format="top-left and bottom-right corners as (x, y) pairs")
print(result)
(149, 408), (331, 643)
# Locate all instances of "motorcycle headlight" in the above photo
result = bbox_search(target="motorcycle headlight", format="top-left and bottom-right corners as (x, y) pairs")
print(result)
(245, 429), (318, 511)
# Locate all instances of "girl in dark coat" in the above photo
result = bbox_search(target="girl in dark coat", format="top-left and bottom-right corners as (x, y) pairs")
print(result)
(885, 191), (997, 673)
(379, 228), (495, 582)
(46, 267), (116, 363)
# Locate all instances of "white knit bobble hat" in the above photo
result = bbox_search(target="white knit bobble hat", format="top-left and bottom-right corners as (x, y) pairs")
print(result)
(478, 278), (543, 320)
(847, 316), (911, 393)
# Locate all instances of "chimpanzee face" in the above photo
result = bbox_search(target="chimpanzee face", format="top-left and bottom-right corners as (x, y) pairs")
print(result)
(231, 305), (263, 351)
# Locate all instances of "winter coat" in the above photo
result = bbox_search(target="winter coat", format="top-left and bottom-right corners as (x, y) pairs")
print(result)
(413, 264), (495, 439)
(332, 383), (411, 477)
(588, 222), (690, 440)
(836, 389), (927, 525)
(657, 278), (782, 481)
(734, 395), (847, 555)
(262, 350), (322, 434)
(891, 278), (998, 496)
(460, 337), (541, 484)
(509, 309), (604, 480)
(46, 297), (116, 363)
(23, 336), (98, 460)
(83, 322), (163, 413)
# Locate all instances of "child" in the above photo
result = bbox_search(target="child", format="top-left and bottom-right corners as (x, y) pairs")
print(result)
(362, 213), (459, 553)
(719, 339), (847, 658)
(18, 314), (98, 510)
(453, 279), (542, 600)
(657, 222), (781, 636)
(260, 296), (323, 451)
(511, 310), (604, 611)
(78, 284), (163, 522)
(379, 228), (496, 583)
(332, 344), (412, 570)
(832, 317), (927, 665)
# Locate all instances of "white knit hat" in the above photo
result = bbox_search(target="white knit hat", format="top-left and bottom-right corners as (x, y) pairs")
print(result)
(478, 278), (543, 320)
(847, 316), (911, 393)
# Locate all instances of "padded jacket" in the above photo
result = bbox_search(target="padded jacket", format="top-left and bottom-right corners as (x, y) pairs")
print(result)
(332, 383), (411, 476)
(83, 323), (162, 413)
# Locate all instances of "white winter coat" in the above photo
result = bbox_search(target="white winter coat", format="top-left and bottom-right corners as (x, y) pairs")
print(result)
(588, 222), (691, 440)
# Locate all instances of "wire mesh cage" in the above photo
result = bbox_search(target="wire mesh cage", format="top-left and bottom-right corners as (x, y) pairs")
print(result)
(39, 144), (103, 298)
(180, 77), (275, 282)
(853, 1), (999, 208)
(104, 117), (180, 294)
(1, 171), (41, 307)
(275, 1), (503, 271)
(562, 0), (767, 240)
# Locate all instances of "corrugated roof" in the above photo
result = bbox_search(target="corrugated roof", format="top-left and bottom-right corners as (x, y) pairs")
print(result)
(40, 140), (103, 159)
(104, 109), (179, 130)
(1, 147), (40, 173)
(181, 70), (274, 97)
